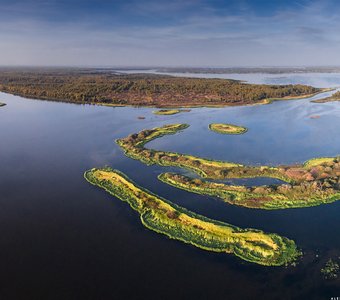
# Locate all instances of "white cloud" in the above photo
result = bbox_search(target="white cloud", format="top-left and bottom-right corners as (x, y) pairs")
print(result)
(0, 0), (339, 66)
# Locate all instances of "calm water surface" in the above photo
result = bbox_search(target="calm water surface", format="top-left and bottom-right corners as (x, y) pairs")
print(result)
(0, 73), (339, 300)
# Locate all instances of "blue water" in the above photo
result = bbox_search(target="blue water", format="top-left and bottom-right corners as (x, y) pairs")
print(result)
(0, 73), (339, 299)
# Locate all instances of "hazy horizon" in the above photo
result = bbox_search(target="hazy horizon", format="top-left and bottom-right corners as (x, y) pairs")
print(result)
(3, 65), (340, 70)
(1, 0), (340, 67)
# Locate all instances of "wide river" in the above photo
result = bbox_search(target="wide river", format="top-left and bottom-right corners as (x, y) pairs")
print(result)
(0, 73), (339, 299)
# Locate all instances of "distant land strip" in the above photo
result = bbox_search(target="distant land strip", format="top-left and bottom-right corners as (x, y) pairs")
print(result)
(0, 69), (325, 107)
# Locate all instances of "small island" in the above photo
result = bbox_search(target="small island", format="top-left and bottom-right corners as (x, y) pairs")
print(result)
(84, 168), (300, 266)
(0, 102), (6, 107)
(116, 124), (340, 209)
(321, 259), (340, 280)
(153, 109), (181, 115)
(209, 123), (247, 135)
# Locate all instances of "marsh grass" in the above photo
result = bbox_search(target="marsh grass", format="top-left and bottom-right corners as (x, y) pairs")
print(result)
(84, 168), (300, 266)
(209, 123), (247, 135)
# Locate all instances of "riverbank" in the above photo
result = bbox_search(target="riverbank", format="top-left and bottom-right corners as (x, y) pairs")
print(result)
(0, 69), (323, 108)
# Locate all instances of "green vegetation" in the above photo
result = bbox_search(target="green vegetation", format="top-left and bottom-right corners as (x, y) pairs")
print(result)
(321, 259), (339, 279)
(209, 123), (247, 135)
(0, 102), (6, 107)
(313, 91), (340, 103)
(84, 168), (300, 266)
(158, 172), (340, 210)
(153, 109), (192, 115)
(116, 124), (272, 180)
(117, 124), (340, 209)
(304, 157), (336, 168)
(116, 124), (292, 181)
(0, 69), (322, 107)
(153, 109), (181, 115)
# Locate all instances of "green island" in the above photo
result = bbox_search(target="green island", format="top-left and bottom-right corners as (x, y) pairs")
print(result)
(116, 124), (340, 209)
(116, 123), (264, 180)
(84, 168), (300, 266)
(0, 68), (325, 107)
(153, 109), (181, 115)
(209, 123), (248, 135)
(158, 171), (340, 210)
(312, 91), (340, 103)
(0, 102), (6, 107)
(153, 109), (191, 115)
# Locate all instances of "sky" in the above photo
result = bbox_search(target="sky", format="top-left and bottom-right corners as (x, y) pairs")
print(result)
(0, 0), (340, 67)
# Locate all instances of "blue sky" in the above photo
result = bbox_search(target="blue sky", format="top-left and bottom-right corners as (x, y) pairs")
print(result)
(0, 0), (339, 66)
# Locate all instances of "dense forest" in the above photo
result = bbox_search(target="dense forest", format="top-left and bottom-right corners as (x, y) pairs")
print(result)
(0, 69), (320, 107)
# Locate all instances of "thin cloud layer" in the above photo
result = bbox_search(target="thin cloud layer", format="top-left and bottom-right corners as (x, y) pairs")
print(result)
(0, 0), (339, 66)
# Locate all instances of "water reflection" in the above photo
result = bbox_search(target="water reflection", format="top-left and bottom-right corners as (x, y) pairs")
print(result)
(0, 73), (339, 299)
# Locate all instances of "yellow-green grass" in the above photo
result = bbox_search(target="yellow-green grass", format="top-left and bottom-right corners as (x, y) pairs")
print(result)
(116, 124), (339, 210)
(159, 173), (340, 210)
(153, 109), (181, 115)
(84, 168), (300, 266)
(304, 157), (336, 168)
(116, 124), (293, 182)
(209, 123), (248, 135)
(117, 124), (339, 185)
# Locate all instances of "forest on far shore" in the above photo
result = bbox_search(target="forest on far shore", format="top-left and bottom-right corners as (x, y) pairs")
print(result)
(0, 69), (320, 107)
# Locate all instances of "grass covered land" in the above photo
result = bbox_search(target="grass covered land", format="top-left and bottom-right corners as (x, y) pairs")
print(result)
(117, 124), (340, 209)
(84, 168), (300, 266)
(312, 91), (340, 103)
(117, 124), (294, 182)
(158, 168), (340, 209)
(209, 123), (248, 135)
(117, 124), (286, 180)
(0, 68), (322, 107)
(153, 109), (181, 115)
(303, 157), (336, 168)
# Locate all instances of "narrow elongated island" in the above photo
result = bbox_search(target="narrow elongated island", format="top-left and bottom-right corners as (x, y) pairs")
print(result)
(116, 124), (290, 181)
(84, 168), (300, 266)
(116, 124), (340, 209)
(158, 170), (340, 210)
(312, 91), (340, 103)
(0, 102), (6, 107)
